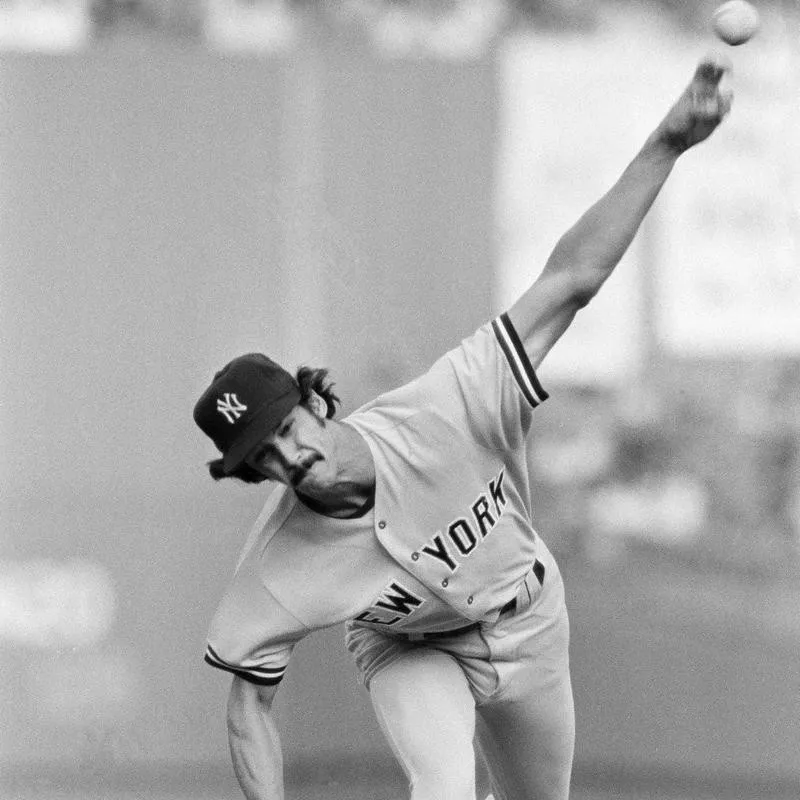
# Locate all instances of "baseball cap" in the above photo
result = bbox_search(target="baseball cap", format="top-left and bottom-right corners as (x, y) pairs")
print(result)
(193, 353), (301, 473)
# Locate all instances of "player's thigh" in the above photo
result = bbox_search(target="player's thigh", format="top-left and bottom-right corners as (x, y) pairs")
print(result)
(476, 669), (574, 800)
(369, 647), (477, 797)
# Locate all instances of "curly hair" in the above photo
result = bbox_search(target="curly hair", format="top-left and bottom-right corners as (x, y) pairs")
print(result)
(206, 366), (340, 484)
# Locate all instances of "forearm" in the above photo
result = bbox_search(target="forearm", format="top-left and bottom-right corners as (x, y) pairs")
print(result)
(227, 679), (285, 800)
(544, 136), (679, 299)
(507, 54), (730, 365)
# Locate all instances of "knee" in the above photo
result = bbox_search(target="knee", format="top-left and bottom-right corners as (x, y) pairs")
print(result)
(406, 739), (476, 800)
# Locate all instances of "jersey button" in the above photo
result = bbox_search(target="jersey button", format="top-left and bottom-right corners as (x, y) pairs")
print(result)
(378, 520), (386, 529)
(411, 552), (420, 561)
(467, 595), (474, 604)
(441, 578), (449, 588)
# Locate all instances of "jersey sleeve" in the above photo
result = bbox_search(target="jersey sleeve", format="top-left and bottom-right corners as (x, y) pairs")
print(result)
(431, 312), (548, 451)
(204, 564), (309, 687)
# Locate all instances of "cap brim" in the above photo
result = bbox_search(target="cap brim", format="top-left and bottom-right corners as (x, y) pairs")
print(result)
(221, 388), (301, 473)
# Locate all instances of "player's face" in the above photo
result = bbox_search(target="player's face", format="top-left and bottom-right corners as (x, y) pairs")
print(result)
(243, 404), (332, 489)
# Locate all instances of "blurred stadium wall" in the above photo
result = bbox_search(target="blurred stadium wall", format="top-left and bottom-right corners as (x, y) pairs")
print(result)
(0, 5), (496, 783)
(1, 1), (799, 797)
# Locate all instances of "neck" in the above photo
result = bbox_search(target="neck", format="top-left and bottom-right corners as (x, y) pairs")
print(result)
(296, 484), (374, 519)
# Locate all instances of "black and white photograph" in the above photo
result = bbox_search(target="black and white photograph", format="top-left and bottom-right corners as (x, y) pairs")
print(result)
(1, 2), (798, 799)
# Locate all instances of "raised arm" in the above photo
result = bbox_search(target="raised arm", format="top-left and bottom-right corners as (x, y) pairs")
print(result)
(227, 677), (285, 800)
(508, 54), (733, 369)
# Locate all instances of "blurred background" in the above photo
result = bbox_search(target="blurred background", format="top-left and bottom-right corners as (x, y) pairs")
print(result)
(0, 1), (798, 798)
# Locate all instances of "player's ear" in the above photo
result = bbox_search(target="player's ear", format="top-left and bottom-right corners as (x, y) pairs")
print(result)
(307, 389), (327, 420)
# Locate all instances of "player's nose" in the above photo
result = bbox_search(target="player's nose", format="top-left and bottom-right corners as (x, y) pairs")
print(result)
(273, 439), (301, 470)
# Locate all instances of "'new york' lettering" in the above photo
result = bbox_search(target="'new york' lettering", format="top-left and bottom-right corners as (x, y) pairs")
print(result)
(355, 581), (425, 626)
(419, 468), (507, 573)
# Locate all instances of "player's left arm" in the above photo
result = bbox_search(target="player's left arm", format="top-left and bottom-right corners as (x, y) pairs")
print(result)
(507, 54), (733, 370)
(227, 677), (285, 799)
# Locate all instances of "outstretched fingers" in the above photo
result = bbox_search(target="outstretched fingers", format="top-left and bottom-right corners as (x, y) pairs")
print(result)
(692, 52), (732, 94)
(656, 52), (735, 152)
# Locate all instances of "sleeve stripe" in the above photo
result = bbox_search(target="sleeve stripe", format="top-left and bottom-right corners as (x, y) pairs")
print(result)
(206, 644), (285, 675)
(204, 654), (284, 686)
(492, 313), (549, 407)
(204, 644), (286, 686)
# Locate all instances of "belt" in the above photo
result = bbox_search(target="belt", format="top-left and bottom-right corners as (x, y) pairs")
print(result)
(399, 558), (546, 642)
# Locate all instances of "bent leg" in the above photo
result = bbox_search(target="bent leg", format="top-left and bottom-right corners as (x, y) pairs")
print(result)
(478, 570), (575, 800)
(369, 647), (478, 800)
(476, 674), (574, 800)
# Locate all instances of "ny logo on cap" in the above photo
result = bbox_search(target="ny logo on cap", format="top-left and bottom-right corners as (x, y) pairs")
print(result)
(217, 393), (248, 424)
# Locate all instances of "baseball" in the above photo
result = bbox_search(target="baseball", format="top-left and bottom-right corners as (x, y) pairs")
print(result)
(712, 0), (760, 45)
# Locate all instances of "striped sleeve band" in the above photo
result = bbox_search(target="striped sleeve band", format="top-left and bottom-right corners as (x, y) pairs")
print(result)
(491, 313), (549, 408)
(204, 644), (286, 687)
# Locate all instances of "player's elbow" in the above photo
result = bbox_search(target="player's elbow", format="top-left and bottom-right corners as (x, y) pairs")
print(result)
(227, 677), (278, 734)
(545, 252), (602, 311)
(548, 234), (615, 308)
(555, 265), (601, 310)
(226, 677), (250, 740)
(570, 278), (597, 309)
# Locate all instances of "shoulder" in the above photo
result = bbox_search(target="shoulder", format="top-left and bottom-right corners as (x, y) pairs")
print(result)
(234, 484), (297, 570)
(210, 557), (309, 638)
(205, 581), (308, 687)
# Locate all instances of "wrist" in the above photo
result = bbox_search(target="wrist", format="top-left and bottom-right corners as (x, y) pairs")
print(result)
(640, 129), (684, 166)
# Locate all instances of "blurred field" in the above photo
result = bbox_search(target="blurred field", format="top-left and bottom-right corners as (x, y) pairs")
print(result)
(5, 549), (799, 800)
(6, 769), (800, 800)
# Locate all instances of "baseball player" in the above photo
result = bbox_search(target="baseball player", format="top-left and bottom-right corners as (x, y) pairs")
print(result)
(194, 55), (732, 800)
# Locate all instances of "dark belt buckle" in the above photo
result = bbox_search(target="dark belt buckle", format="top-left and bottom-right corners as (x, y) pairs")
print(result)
(500, 559), (545, 619)
(533, 558), (545, 587)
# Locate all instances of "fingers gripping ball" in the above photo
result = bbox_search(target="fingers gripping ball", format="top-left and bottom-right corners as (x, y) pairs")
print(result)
(693, 55), (734, 118)
(656, 53), (733, 153)
(712, 1), (760, 46)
